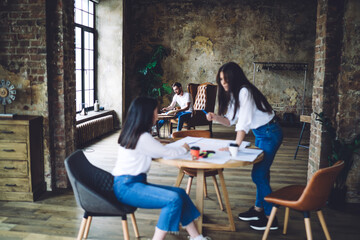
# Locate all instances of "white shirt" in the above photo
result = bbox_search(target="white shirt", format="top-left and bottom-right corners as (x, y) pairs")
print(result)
(168, 92), (193, 113)
(225, 88), (274, 134)
(112, 132), (187, 176)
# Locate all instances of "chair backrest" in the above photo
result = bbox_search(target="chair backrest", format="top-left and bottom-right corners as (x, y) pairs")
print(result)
(172, 130), (211, 138)
(297, 160), (344, 211)
(189, 82), (217, 112)
(65, 150), (136, 214)
(187, 83), (217, 127)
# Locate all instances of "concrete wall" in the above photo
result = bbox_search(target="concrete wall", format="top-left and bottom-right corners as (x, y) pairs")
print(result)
(97, 0), (124, 128)
(124, 0), (317, 118)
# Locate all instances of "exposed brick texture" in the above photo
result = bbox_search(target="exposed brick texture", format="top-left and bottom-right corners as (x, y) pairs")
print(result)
(46, 0), (76, 189)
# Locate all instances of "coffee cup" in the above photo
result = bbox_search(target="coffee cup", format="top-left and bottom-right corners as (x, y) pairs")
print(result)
(190, 146), (200, 160)
(229, 143), (239, 157)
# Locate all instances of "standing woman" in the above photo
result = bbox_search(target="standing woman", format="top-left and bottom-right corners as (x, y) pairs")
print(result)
(112, 97), (210, 240)
(206, 62), (283, 231)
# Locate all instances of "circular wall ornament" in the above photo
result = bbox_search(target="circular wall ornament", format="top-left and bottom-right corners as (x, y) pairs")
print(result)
(0, 79), (16, 105)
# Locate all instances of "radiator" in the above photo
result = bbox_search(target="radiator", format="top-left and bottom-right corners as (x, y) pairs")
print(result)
(76, 115), (114, 147)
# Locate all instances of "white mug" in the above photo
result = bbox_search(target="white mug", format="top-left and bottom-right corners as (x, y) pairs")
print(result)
(229, 143), (239, 157)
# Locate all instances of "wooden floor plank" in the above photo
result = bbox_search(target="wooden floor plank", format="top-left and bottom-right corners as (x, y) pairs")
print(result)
(0, 124), (359, 239)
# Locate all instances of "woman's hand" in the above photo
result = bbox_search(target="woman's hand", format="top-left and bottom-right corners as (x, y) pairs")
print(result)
(206, 112), (216, 121)
(219, 147), (229, 151)
(182, 143), (190, 151)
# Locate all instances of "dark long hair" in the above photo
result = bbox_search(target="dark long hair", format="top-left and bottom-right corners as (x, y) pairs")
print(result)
(216, 62), (273, 120)
(118, 97), (158, 149)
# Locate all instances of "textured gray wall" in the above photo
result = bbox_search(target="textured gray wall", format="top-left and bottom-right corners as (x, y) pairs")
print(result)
(97, 0), (124, 127)
(125, 0), (317, 118)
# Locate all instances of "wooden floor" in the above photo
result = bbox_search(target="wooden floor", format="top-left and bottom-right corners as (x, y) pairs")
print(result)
(1, 124), (360, 240)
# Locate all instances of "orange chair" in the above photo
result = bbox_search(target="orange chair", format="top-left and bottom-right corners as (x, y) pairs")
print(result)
(172, 130), (224, 211)
(170, 83), (217, 136)
(262, 161), (344, 240)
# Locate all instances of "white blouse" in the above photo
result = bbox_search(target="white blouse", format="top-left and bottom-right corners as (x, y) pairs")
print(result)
(224, 88), (274, 134)
(112, 132), (187, 176)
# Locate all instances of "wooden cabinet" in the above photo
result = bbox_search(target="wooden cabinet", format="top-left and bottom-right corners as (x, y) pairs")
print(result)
(0, 116), (46, 201)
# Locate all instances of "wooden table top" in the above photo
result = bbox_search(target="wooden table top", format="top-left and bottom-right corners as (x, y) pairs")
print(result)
(154, 152), (263, 169)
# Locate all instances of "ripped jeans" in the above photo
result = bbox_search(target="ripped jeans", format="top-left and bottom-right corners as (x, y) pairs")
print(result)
(113, 173), (200, 232)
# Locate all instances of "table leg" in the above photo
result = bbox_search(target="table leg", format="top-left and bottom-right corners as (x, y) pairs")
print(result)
(195, 169), (205, 234)
(217, 169), (236, 231)
(175, 168), (185, 187)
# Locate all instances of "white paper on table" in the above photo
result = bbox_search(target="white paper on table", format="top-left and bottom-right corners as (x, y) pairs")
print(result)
(164, 137), (256, 163)
(230, 148), (263, 162)
(167, 137), (250, 149)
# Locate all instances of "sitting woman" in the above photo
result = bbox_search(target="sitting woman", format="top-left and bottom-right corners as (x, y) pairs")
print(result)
(112, 96), (210, 240)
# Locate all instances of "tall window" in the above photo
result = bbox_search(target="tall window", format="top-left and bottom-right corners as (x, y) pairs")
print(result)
(75, 0), (96, 112)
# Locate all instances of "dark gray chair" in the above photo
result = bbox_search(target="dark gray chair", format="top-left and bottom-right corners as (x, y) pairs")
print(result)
(65, 150), (139, 240)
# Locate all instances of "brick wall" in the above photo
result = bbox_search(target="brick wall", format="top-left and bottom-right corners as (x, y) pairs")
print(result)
(0, 0), (52, 187)
(310, 0), (360, 203)
(309, 0), (344, 178)
(46, 0), (76, 189)
(0, 0), (75, 189)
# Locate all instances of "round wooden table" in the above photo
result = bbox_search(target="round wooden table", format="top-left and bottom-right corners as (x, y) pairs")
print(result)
(154, 152), (264, 233)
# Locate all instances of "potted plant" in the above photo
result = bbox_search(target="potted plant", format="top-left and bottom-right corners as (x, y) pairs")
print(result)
(138, 45), (172, 98)
(315, 112), (360, 208)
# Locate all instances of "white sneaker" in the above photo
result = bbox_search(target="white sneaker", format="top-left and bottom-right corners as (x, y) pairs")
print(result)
(188, 235), (211, 240)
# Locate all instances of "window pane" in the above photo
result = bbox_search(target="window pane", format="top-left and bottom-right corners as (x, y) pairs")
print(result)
(89, 1), (94, 14)
(89, 70), (94, 89)
(89, 33), (94, 50)
(85, 90), (91, 107)
(84, 31), (89, 49)
(76, 49), (82, 69)
(82, 0), (89, 12)
(75, 27), (81, 48)
(75, 9), (82, 24)
(89, 14), (94, 28)
(89, 89), (94, 107)
(89, 50), (94, 69)
(84, 70), (90, 89)
(76, 70), (82, 91)
(84, 50), (89, 69)
(76, 91), (82, 112)
(75, 0), (81, 9)
(82, 11), (89, 27)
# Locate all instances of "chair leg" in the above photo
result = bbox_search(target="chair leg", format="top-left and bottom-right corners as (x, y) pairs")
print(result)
(262, 206), (278, 240)
(294, 122), (307, 159)
(283, 207), (290, 234)
(130, 213), (140, 238)
(304, 212), (313, 240)
(83, 216), (92, 239)
(317, 210), (331, 240)
(77, 217), (88, 240)
(122, 219), (130, 240)
(203, 176), (208, 198)
(211, 175), (224, 211)
(186, 176), (193, 194)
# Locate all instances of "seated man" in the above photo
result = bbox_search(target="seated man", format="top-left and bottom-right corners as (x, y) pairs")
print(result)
(159, 82), (193, 132)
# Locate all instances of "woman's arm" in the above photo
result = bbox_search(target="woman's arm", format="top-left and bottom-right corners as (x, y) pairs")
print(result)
(235, 130), (246, 146)
(138, 133), (188, 158)
(206, 112), (231, 126)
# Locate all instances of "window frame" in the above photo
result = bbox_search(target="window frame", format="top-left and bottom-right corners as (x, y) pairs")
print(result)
(74, 0), (97, 113)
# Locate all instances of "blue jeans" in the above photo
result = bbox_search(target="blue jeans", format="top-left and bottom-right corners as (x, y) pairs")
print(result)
(251, 122), (283, 216)
(158, 111), (192, 131)
(113, 174), (200, 232)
